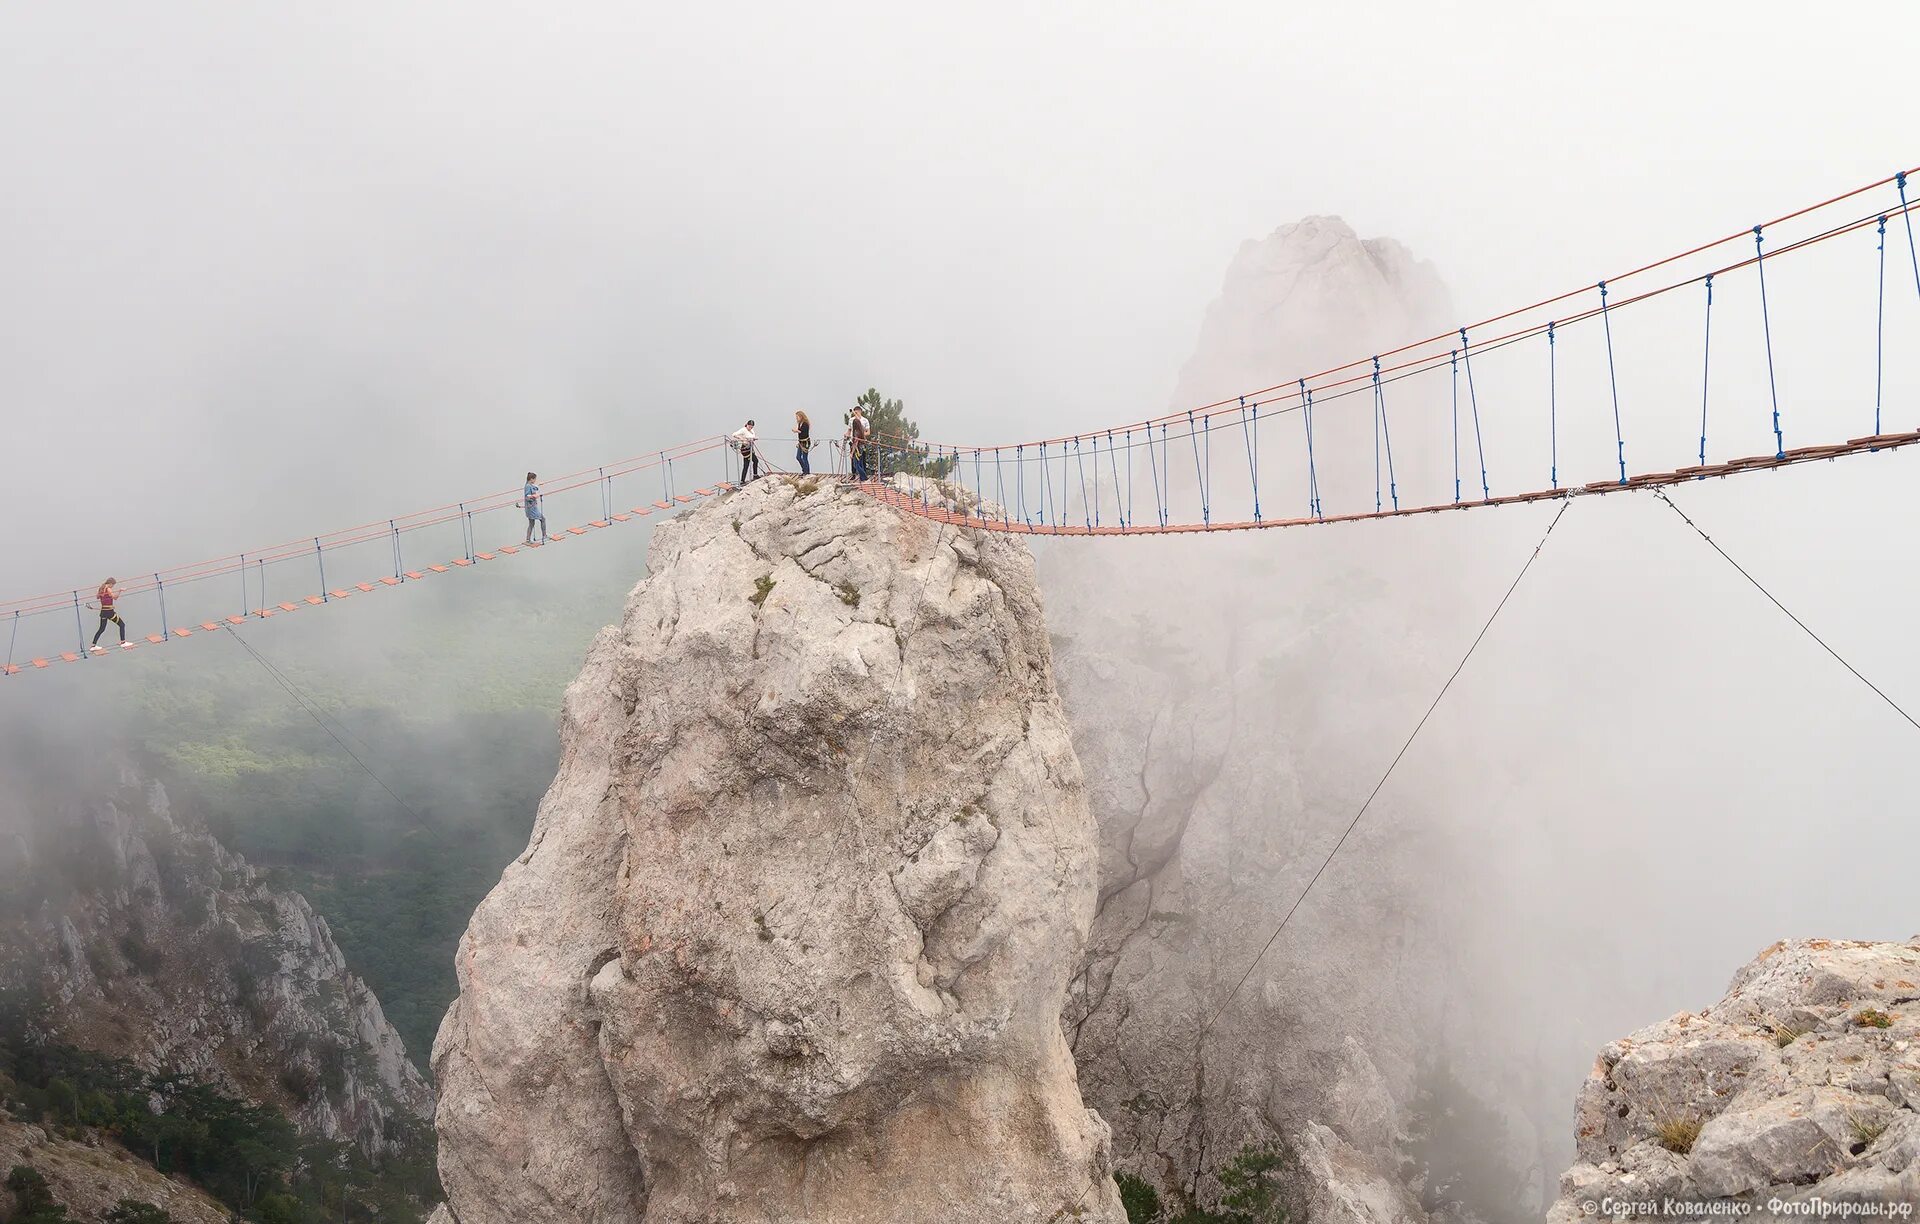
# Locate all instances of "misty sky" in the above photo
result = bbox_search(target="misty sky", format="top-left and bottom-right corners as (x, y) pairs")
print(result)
(5, 1), (1917, 598)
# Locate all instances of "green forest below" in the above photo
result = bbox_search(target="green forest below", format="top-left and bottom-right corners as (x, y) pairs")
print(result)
(115, 568), (624, 1061)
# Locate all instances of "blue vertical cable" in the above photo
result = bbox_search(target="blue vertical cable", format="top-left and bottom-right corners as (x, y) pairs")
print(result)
(1598, 283), (1628, 483)
(72, 591), (85, 656)
(1875, 215), (1888, 440)
(1372, 362), (1383, 513)
(1159, 423), (1173, 527)
(1090, 436), (1101, 528)
(1699, 275), (1714, 469)
(390, 521), (403, 580)
(1547, 324), (1559, 489)
(1300, 379), (1321, 519)
(1450, 349), (1461, 502)
(1460, 328), (1492, 500)
(155, 574), (169, 639)
(1239, 398), (1261, 523)
(1900, 171), (1920, 301)
(1075, 437), (1092, 529)
(315, 539), (328, 601)
(1372, 357), (1398, 511)
(1016, 445), (1029, 526)
(6, 611), (18, 673)
(1187, 411), (1209, 526)
(1753, 227), (1786, 459)
(239, 553), (248, 620)
(1107, 431), (1125, 528)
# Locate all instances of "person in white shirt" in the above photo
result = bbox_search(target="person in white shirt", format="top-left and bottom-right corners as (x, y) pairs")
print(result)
(731, 420), (761, 483)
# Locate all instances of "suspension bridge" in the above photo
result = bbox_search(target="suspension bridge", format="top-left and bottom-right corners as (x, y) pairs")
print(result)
(5, 165), (1919, 681)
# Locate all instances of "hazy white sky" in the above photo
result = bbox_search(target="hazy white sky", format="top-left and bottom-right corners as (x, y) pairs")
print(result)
(2, 1), (1916, 592)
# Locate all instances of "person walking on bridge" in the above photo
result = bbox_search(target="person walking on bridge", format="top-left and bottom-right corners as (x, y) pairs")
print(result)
(520, 472), (549, 545)
(732, 419), (761, 484)
(794, 410), (813, 476)
(88, 577), (130, 652)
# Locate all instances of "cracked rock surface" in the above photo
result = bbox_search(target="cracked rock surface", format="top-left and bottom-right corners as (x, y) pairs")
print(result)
(431, 476), (1123, 1224)
(1549, 938), (1920, 1219)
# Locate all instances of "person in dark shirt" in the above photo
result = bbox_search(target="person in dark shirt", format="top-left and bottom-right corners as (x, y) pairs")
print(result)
(89, 577), (130, 651)
(795, 410), (813, 476)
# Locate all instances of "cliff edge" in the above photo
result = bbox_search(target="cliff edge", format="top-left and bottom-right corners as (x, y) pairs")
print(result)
(1550, 937), (1920, 1218)
(431, 476), (1123, 1224)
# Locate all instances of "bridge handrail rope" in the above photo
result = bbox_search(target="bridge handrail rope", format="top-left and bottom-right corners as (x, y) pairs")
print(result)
(861, 164), (1920, 542)
(890, 167), (1920, 458)
(2, 436), (730, 620)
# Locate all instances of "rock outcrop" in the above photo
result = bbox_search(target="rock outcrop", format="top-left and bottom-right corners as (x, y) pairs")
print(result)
(432, 477), (1124, 1224)
(0, 763), (433, 1156)
(1046, 216), (1472, 1216)
(0, 1110), (232, 1223)
(1549, 938), (1920, 1218)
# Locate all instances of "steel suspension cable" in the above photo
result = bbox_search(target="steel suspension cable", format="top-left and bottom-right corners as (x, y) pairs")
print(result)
(1654, 491), (1920, 735)
(1198, 496), (1575, 1035)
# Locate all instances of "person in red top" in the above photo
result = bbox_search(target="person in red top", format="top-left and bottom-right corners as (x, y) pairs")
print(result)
(89, 578), (130, 652)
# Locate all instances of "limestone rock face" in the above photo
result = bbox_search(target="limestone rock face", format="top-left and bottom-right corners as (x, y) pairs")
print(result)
(432, 477), (1123, 1224)
(1547, 938), (1920, 1219)
(0, 764), (433, 1157)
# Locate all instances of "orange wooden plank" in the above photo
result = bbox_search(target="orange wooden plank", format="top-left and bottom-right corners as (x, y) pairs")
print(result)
(589, 519), (610, 528)
(631, 507), (653, 516)
(31, 658), (49, 669)
(611, 514), (631, 522)
(428, 564), (450, 573)
(329, 589), (353, 599)
(226, 615), (246, 624)
(672, 495), (695, 503)
(475, 552), (495, 560)
(357, 582), (378, 592)
(379, 577), (401, 586)
(652, 500), (672, 509)
(173, 628), (193, 638)
(146, 634), (166, 644)
(277, 602), (299, 612)
(303, 595), (325, 605)
(451, 558), (472, 567)
(497, 545), (519, 555)
(693, 487), (716, 497)
(567, 526), (589, 536)
(60, 652), (80, 662)
(404, 571), (425, 580)
(256, 608), (276, 618)
(201, 621), (222, 631)
(2, 664), (18, 675)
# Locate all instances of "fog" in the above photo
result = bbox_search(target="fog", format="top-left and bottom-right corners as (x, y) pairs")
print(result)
(5, 1), (1920, 1213)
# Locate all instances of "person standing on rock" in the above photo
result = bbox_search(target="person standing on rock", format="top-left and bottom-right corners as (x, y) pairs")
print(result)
(794, 410), (813, 476)
(845, 403), (871, 481)
(732, 419), (761, 483)
(519, 472), (549, 545)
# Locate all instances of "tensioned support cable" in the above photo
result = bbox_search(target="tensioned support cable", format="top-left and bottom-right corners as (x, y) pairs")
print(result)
(1655, 491), (1920, 735)
(1600, 281), (1627, 484)
(1460, 328), (1492, 501)
(1547, 326), (1558, 490)
(1699, 275), (1714, 469)
(1875, 217), (1888, 440)
(1373, 356), (1399, 511)
(1197, 495), (1574, 1037)
(1754, 227), (1786, 460)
